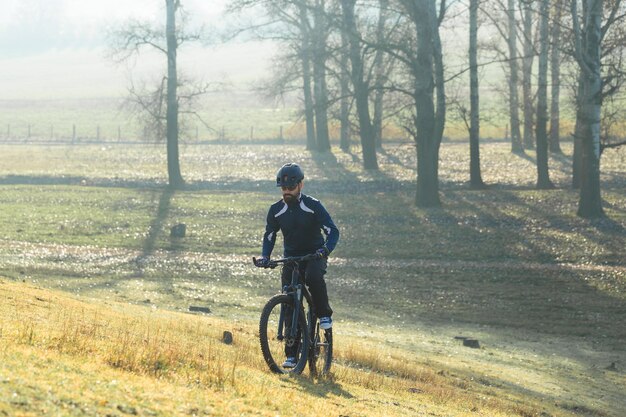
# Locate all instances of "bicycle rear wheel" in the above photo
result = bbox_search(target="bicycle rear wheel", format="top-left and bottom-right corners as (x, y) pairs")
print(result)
(309, 321), (333, 376)
(259, 294), (309, 374)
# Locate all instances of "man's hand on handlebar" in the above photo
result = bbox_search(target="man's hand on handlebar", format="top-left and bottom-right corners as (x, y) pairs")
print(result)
(316, 246), (330, 259)
(253, 256), (272, 268)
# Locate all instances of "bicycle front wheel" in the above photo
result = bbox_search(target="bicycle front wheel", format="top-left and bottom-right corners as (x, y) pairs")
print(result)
(259, 294), (310, 374)
(309, 322), (333, 377)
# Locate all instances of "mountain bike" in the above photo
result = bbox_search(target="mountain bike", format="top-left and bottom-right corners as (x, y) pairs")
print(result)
(253, 254), (333, 376)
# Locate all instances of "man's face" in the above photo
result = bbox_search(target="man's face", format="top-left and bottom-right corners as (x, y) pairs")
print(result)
(281, 182), (302, 204)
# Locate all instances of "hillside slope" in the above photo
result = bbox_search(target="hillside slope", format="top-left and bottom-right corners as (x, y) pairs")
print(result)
(1, 279), (563, 417)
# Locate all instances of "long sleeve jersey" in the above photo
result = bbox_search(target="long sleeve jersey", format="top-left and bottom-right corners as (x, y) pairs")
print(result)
(262, 193), (339, 257)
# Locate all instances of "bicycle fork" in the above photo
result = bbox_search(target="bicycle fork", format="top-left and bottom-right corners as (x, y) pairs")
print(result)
(277, 284), (303, 343)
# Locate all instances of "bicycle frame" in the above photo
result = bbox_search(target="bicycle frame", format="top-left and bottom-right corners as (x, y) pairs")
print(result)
(278, 260), (312, 343)
(257, 254), (317, 346)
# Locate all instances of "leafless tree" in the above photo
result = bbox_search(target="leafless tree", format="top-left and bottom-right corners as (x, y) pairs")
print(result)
(549, 0), (565, 153)
(520, 0), (537, 150)
(569, 0), (626, 217)
(571, 0), (604, 217)
(389, 0), (447, 207)
(341, 0), (379, 170)
(109, 0), (206, 188)
(535, 0), (555, 189)
(469, 0), (486, 188)
(227, 0), (333, 152)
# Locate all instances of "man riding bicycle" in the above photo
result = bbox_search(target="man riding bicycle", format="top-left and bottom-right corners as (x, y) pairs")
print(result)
(255, 163), (339, 368)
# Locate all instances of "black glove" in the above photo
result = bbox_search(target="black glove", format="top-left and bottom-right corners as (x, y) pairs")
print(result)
(315, 246), (330, 259)
(254, 256), (270, 267)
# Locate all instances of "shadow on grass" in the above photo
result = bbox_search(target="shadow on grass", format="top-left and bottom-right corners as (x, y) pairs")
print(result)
(131, 187), (178, 282)
(139, 187), (174, 260)
(286, 374), (355, 399)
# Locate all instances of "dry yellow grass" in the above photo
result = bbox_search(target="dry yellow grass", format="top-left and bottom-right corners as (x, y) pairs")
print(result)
(0, 278), (580, 416)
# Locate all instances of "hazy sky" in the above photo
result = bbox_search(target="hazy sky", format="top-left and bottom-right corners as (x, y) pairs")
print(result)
(0, 0), (274, 99)
(0, 0), (230, 55)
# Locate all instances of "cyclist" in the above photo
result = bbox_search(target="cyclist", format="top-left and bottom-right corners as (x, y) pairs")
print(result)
(255, 162), (339, 368)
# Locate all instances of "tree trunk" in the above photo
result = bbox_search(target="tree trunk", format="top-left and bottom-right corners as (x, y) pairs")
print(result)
(303, 58), (317, 150)
(166, 0), (183, 188)
(535, 0), (554, 189)
(432, 2), (446, 151)
(549, 0), (563, 153)
(521, 0), (535, 150)
(469, 0), (485, 189)
(507, 0), (524, 153)
(300, 5), (317, 151)
(340, 20), (350, 152)
(412, 0), (441, 207)
(313, 0), (331, 152)
(341, 0), (378, 170)
(574, 0), (604, 218)
(372, 0), (389, 149)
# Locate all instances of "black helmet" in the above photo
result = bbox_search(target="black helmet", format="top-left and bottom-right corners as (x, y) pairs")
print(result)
(276, 163), (304, 187)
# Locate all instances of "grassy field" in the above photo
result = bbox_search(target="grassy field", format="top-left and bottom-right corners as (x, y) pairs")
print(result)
(0, 93), (535, 144)
(0, 95), (302, 143)
(1, 141), (625, 416)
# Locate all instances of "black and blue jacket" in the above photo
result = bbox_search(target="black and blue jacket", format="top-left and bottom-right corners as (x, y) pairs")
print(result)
(262, 193), (339, 257)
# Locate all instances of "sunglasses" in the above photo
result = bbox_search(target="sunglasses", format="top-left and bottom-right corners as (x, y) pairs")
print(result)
(281, 184), (298, 191)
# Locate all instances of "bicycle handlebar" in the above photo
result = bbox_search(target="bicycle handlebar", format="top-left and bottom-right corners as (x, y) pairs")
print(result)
(252, 253), (319, 269)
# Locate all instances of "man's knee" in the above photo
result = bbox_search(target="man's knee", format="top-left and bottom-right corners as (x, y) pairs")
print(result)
(305, 259), (327, 283)
(281, 265), (294, 285)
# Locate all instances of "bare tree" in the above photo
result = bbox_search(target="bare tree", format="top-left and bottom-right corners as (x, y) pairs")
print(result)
(507, 0), (525, 153)
(478, 0), (525, 153)
(535, 0), (555, 189)
(549, 0), (564, 153)
(520, 0), (536, 150)
(227, 0), (333, 152)
(341, 0), (379, 170)
(339, 13), (351, 151)
(312, 0), (332, 152)
(298, 3), (318, 150)
(571, 0), (604, 217)
(394, 0), (446, 207)
(469, 0), (486, 188)
(165, 0), (183, 187)
(109, 0), (205, 188)
(372, 0), (390, 149)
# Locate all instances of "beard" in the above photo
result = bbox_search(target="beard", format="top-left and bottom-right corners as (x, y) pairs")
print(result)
(283, 193), (297, 204)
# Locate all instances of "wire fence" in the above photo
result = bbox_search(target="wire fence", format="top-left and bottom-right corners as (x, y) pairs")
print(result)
(0, 122), (294, 145)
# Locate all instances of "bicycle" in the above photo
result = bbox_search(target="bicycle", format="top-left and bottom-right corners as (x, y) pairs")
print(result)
(253, 253), (333, 376)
